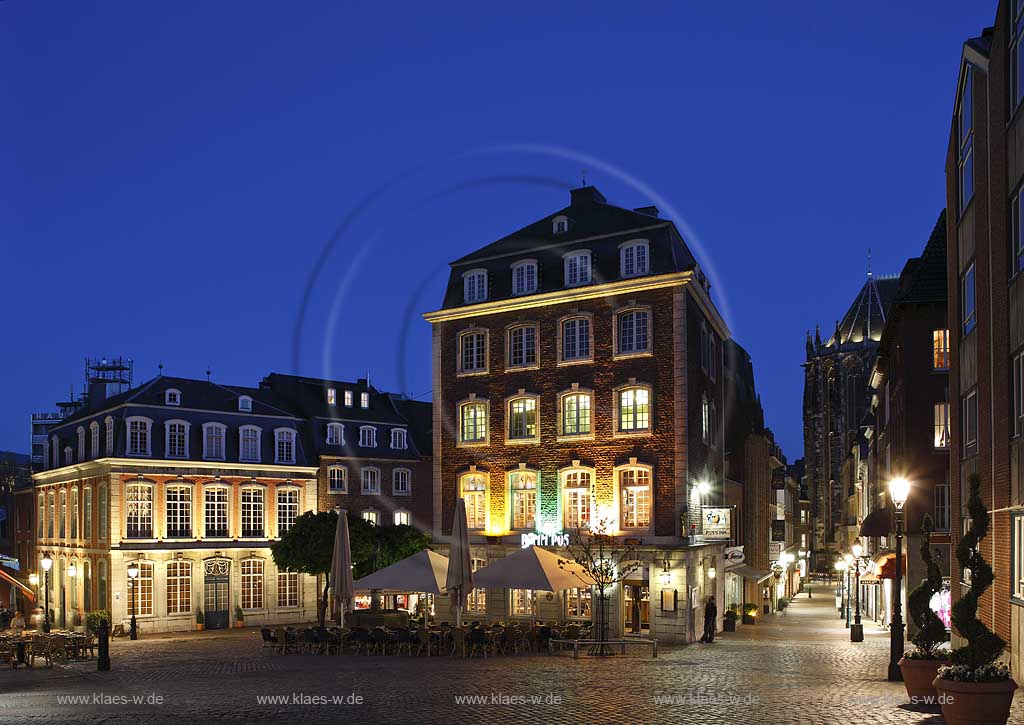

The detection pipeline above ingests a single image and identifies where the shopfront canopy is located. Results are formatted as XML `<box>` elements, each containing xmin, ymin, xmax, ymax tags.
<box><xmin>859</xmin><ymin>507</ymin><xmax>892</xmax><ymax>538</ymax></box>
<box><xmin>725</xmin><ymin>564</ymin><xmax>773</xmax><ymax>584</ymax></box>
<box><xmin>352</xmin><ymin>550</ymin><xmax>450</xmax><ymax>594</ymax></box>
<box><xmin>472</xmin><ymin>546</ymin><xmax>595</xmax><ymax>591</ymax></box>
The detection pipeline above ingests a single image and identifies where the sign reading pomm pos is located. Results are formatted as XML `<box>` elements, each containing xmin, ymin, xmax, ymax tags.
<box><xmin>520</xmin><ymin>531</ymin><xmax>571</xmax><ymax>548</ymax></box>
<box><xmin>702</xmin><ymin>508</ymin><xmax>731</xmax><ymax>540</ymax></box>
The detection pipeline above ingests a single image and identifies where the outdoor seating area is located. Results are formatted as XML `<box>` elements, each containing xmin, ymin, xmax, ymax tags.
<box><xmin>261</xmin><ymin>621</ymin><xmax>594</xmax><ymax>658</ymax></box>
<box><xmin>0</xmin><ymin>630</ymin><xmax>97</xmax><ymax>669</ymax></box>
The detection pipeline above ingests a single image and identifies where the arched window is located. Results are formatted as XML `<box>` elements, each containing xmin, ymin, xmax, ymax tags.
<box><xmin>618</xmin><ymin>464</ymin><xmax>653</xmax><ymax>530</ymax></box>
<box><xmin>506</xmin><ymin>392</ymin><xmax>539</xmax><ymax>443</ymax></box>
<box><xmin>238</xmin><ymin>395</ymin><xmax>253</xmax><ymax>412</ymax></box>
<box><xmin>166</xmin><ymin>483</ymin><xmax>192</xmax><ymax>538</ymax></box>
<box><xmin>63</xmin><ymin>447</ymin><xmax>73</xmax><ymax>467</ymax></box>
<box><xmin>89</xmin><ymin>422</ymin><xmax>100</xmax><ymax>458</ymax></box>
<box><xmin>562</xmin><ymin>468</ymin><xmax>593</xmax><ymax>529</ymax></box>
<box><xmin>559</xmin><ymin>315</ymin><xmax>592</xmax><ymax>363</ymax></box>
<box><xmin>563</xmin><ymin>250</ymin><xmax>591</xmax><ymax>287</ymax></box>
<box><xmin>458</xmin><ymin>398</ymin><xmax>488</xmax><ymax>445</ymax></box>
<box><xmin>507</xmin><ymin>324</ymin><xmax>538</xmax><ymax>369</ymax></box>
<box><xmin>274</xmin><ymin>428</ymin><xmax>295</xmax><ymax>464</ymax></box>
<box><xmin>510</xmin><ymin>469</ymin><xmax>537</xmax><ymax>530</ymax></box>
<box><xmin>98</xmin><ymin>483</ymin><xmax>108</xmax><ymax>540</ymax></box>
<box><xmin>165</xmin><ymin>420</ymin><xmax>190</xmax><ymax>458</ymax></box>
<box><xmin>104</xmin><ymin>417</ymin><xmax>114</xmax><ymax>455</ymax></box>
<box><xmin>392</xmin><ymin>468</ymin><xmax>411</xmax><ymax>495</ymax></box>
<box><xmin>328</xmin><ymin>465</ymin><xmax>347</xmax><ymax>493</ymax></box>
<box><xmin>393</xmin><ymin>510</ymin><xmax>411</xmax><ymax>526</ymax></box>
<box><xmin>559</xmin><ymin>387</ymin><xmax>593</xmax><ymax>438</ymax></box>
<box><xmin>165</xmin><ymin>388</ymin><xmax>182</xmax><ymax>406</ymax></box>
<box><xmin>241</xmin><ymin>486</ymin><xmax>265</xmax><ymax>538</ymax></box>
<box><xmin>83</xmin><ymin>486</ymin><xmax>92</xmax><ymax>540</ymax></box>
<box><xmin>202</xmin><ymin>422</ymin><xmax>226</xmax><ymax>460</ymax></box>
<box><xmin>458</xmin><ymin>329</ymin><xmax>488</xmax><ymax>374</ymax></box>
<box><xmin>511</xmin><ymin>259</ymin><xmax>539</xmax><ymax>295</ymax></box>
<box><xmin>125</xmin><ymin>481</ymin><xmax>154</xmax><ymax>538</ymax></box>
<box><xmin>326</xmin><ymin>423</ymin><xmax>344</xmax><ymax>446</ymax></box>
<box><xmin>77</xmin><ymin>427</ymin><xmax>85</xmax><ymax>461</ymax></box>
<box><xmin>47</xmin><ymin>491</ymin><xmax>55</xmax><ymax>538</ymax></box>
<box><xmin>204</xmin><ymin>485</ymin><xmax>230</xmax><ymax>538</ymax></box>
<box><xmin>552</xmin><ymin>215</ymin><xmax>569</xmax><ymax>235</ymax></box>
<box><xmin>463</xmin><ymin>268</ymin><xmax>488</xmax><ymax>303</ymax></box>
<box><xmin>616</xmin><ymin>383</ymin><xmax>652</xmax><ymax>434</ymax></box>
<box><xmin>240</xmin><ymin>425</ymin><xmax>262</xmax><ymax>463</ymax></box>
<box><xmin>460</xmin><ymin>472</ymin><xmax>487</xmax><ymax>530</ymax></box>
<box><xmin>126</xmin><ymin>417</ymin><xmax>153</xmax><ymax>456</ymax></box>
<box><xmin>361</xmin><ymin>467</ymin><xmax>381</xmax><ymax>494</ymax></box>
<box><xmin>276</xmin><ymin>487</ymin><xmax>299</xmax><ymax>536</ymax></box>
<box><xmin>358</xmin><ymin>425</ymin><xmax>377</xmax><ymax>448</ymax></box>
<box><xmin>37</xmin><ymin>495</ymin><xmax>45</xmax><ymax>541</ymax></box>
<box><xmin>615</xmin><ymin>307</ymin><xmax>652</xmax><ymax>356</ymax></box>
<box><xmin>58</xmin><ymin>489</ymin><xmax>67</xmax><ymax>539</ymax></box>
<box><xmin>70</xmin><ymin>487</ymin><xmax>79</xmax><ymax>540</ymax></box>
<box><xmin>619</xmin><ymin>239</ymin><xmax>650</xmax><ymax>278</ymax></box>
<box><xmin>390</xmin><ymin>428</ymin><xmax>407</xmax><ymax>450</ymax></box>
<box><xmin>166</xmin><ymin>560</ymin><xmax>192</xmax><ymax>615</ymax></box>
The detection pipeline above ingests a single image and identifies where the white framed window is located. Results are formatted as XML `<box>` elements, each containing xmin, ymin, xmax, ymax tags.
<box><xmin>391</xmin><ymin>428</ymin><xmax>407</xmax><ymax>449</ymax></box>
<box><xmin>460</xmin><ymin>472</ymin><xmax>487</xmax><ymax>529</ymax></box>
<box><xmin>934</xmin><ymin>403</ymin><xmax>951</xmax><ymax>449</ymax></box>
<box><xmin>104</xmin><ymin>417</ymin><xmax>114</xmax><ymax>455</ymax></box>
<box><xmin>344</xmin><ymin>390</ymin><xmax>353</xmax><ymax>407</ymax></box>
<box><xmin>564</xmin><ymin>250</ymin><xmax>591</xmax><ymax>287</ymax></box>
<box><xmin>77</xmin><ymin>427</ymin><xmax>85</xmax><ymax>461</ymax></box>
<box><xmin>1013</xmin><ymin>515</ymin><xmax>1024</xmax><ymax>601</ymax></box>
<box><xmin>327</xmin><ymin>387</ymin><xmax>337</xmax><ymax>406</ymax></box>
<box><xmin>241</xmin><ymin>486</ymin><xmax>265</xmax><ymax>538</ymax></box>
<box><xmin>617</xmin><ymin>385</ymin><xmax>652</xmax><ymax>433</ymax></box>
<box><xmin>458</xmin><ymin>330</ymin><xmax>488</xmax><ymax>374</ymax></box>
<box><xmin>510</xmin><ymin>469</ymin><xmax>537</xmax><ymax>530</ymax></box>
<box><xmin>933</xmin><ymin>329</ymin><xmax>950</xmax><ymax>370</ymax></box>
<box><xmin>99</xmin><ymin>483</ymin><xmax>107</xmax><ymax>540</ymax></box>
<box><xmin>962</xmin><ymin>263</ymin><xmax>977</xmax><ymax>335</ymax></box>
<box><xmin>328</xmin><ymin>465</ymin><xmax>347</xmax><ymax>493</ymax></box>
<box><xmin>560</xmin><ymin>389</ymin><xmax>592</xmax><ymax>437</ymax></box>
<box><xmin>165</xmin><ymin>420</ymin><xmax>190</xmax><ymax>458</ymax></box>
<box><xmin>165</xmin><ymin>388</ymin><xmax>181</xmax><ymax>406</ymax></box>
<box><xmin>619</xmin><ymin>465</ymin><xmax>652</xmax><ymax>529</ymax></box>
<box><xmin>393</xmin><ymin>468</ymin><xmax>411</xmax><ymax>495</ymax></box>
<box><xmin>1015</xmin><ymin>350</ymin><xmax>1024</xmax><ymax>437</ymax></box>
<box><xmin>620</xmin><ymin>239</ymin><xmax>649</xmax><ymax>277</ymax></box>
<box><xmin>361</xmin><ymin>467</ymin><xmax>381</xmax><ymax>494</ymax></box>
<box><xmin>165</xmin><ymin>484</ymin><xmax>192</xmax><ymax>538</ymax></box>
<box><xmin>326</xmin><ymin>423</ymin><xmax>344</xmax><ymax>446</ymax></box>
<box><xmin>552</xmin><ymin>215</ymin><xmax>569</xmax><ymax>235</ymax></box>
<box><xmin>83</xmin><ymin>486</ymin><xmax>92</xmax><ymax>540</ymax></box>
<box><xmin>511</xmin><ymin>259</ymin><xmax>539</xmax><ymax>295</ymax></box>
<box><xmin>37</xmin><ymin>494</ymin><xmax>44</xmax><ymax>541</ymax></box>
<box><xmin>240</xmin><ymin>425</ymin><xmax>261</xmax><ymax>462</ymax></box>
<box><xmin>507</xmin><ymin>394</ymin><xmax>539</xmax><ymax>442</ymax></box>
<box><xmin>238</xmin><ymin>395</ymin><xmax>253</xmax><ymax>412</ymax></box>
<box><xmin>203</xmin><ymin>422</ymin><xmax>226</xmax><ymax>460</ymax></box>
<box><xmin>963</xmin><ymin>390</ymin><xmax>978</xmax><ymax>453</ymax></box>
<box><xmin>562</xmin><ymin>468</ymin><xmax>593</xmax><ymax>530</ymax></box>
<box><xmin>468</xmin><ymin>558</ymin><xmax>487</xmax><ymax>611</ymax></box>
<box><xmin>362</xmin><ymin>509</ymin><xmax>379</xmax><ymax>526</ymax></box>
<box><xmin>204</xmin><ymin>486</ymin><xmax>229</xmax><ymax>538</ymax></box>
<box><xmin>458</xmin><ymin>398</ymin><xmax>488</xmax><ymax>444</ymax></box>
<box><xmin>463</xmin><ymin>268</ymin><xmax>488</xmax><ymax>303</ymax></box>
<box><xmin>70</xmin><ymin>487</ymin><xmax>79</xmax><ymax>539</ymax></box>
<box><xmin>274</xmin><ymin>428</ymin><xmax>296</xmax><ymax>464</ymax></box>
<box><xmin>393</xmin><ymin>510</ymin><xmax>411</xmax><ymax>526</ymax></box>
<box><xmin>89</xmin><ymin>422</ymin><xmax>100</xmax><ymax>458</ymax></box>
<box><xmin>47</xmin><ymin>491</ymin><xmax>54</xmax><ymax>538</ymax></box>
<box><xmin>566</xmin><ymin>587</ymin><xmax>592</xmax><ymax>619</ymax></box>
<box><xmin>126</xmin><ymin>417</ymin><xmax>152</xmax><ymax>456</ymax></box>
<box><xmin>125</xmin><ymin>482</ymin><xmax>154</xmax><ymax>538</ymax></box>
<box><xmin>507</xmin><ymin>324</ymin><xmax>538</xmax><ymax>368</ymax></box>
<box><xmin>958</xmin><ymin>65</ymin><xmax>974</xmax><ymax>216</ymax></box>
<box><xmin>166</xmin><ymin>560</ymin><xmax>192</xmax><ymax>616</ymax></box>
<box><xmin>560</xmin><ymin>316</ymin><xmax>591</xmax><ymax>362</ymax></box>
<box><xmin>511</xmin><ymin>588</ymin><xmax>533</xmax><ymax>616</ymax></box>
<box><xmin>615</xmin><ymin>308</ymin><xmax>651</xmax><ymax>355</ymax></box>
<box><xmin>359</xmin><ymin>425</ymin><xmax>377</xmax><ymax>448</ymax></box>
<box><xmin>135</xmin><ymin>561</ymin><xmax>154</xmax><ymax>616</ymax></box>
<box><xmin>278</xmin><ymin>570</ymin><xmax>299</xmax><ymax>608</ymax></box>
<box><xmin>241</xmin><ymin>559</ymin><xmax>264</xmax><ymax>610</ymax></box>
<box><xmin>277</xmin><ymin>488</ymin><xmax>299</xmax><ymax>536</ymax></box>
<box><xmin>360</xmin><ymin>392</ymin><xmax>370</xmax><ymax>409</ymax></box>
<box><xmin>64</xmin><ymin>447</ymin><xmax>73</xmax><ymax>466</ymax></box>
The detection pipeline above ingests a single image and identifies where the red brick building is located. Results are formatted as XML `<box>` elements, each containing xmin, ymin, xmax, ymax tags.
<box><xmin>424</xmin><ymin>186</ymin><xmax>729</xmax><ymax>643</ymax></box>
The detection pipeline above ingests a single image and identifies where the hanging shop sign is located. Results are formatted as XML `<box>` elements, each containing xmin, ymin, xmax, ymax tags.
<box><xmin>771</xmin><ymin>519</ymin><xmax>786</xmax><ymax>542</ymax></box>
<box><xmin>724</xmin><ymin>546</ymin><xmax>745</xmax><ymax>565</ymax></box>
<box><xmin>768</xmin><ymin>542</ymin><xmax>783</xmax><ymax>560</ymax></box>
<box><xmin>702</xmin><ymin>508</ymin><xmax>732</xmax><ymax>540</ymax></box>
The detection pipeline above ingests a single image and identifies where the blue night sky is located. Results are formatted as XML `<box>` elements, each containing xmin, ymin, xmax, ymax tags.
<box><xmin>0</xmin><ymin>1</ymin><xmax>994</xmax><ymax>458</ymax></box>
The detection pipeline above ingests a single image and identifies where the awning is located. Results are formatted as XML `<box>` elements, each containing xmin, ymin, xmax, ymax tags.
<box><xmin>859</xmin><ymin>507</ymin><xmax>892</xmax><ymax>537</ymax></box>
<box><xmin>473</xmin><ymin>546</ymin><xmax>595</xmax><ymax>591</ymax></box>
<box><xmin>0</xmin><ymin>567</ymin><xmax>35</xmax><ymax>602</ymax></box>
<box><xmin>352</xmin><ymin>550</ymin><xmax>450</xmax><ymax>594</ymax></box>
<box><xmin>725</xmin><ymin>564</ymin><xmax>774</xmax><ymax>583</ymax></box>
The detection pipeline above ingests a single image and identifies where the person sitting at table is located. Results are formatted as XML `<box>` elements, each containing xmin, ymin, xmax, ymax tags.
<box><xmin>9</xmin><ymin>611</ymin><xmax>26</xmax><ymax>634</ymax></box>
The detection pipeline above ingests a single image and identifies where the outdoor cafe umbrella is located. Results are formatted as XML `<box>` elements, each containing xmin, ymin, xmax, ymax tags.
<box><xmin>352</xmin><ymin>549</ymin><xmax>450</xmax><ymax>594</ymax></box>
<box><xmin>473</xmin><ymin>546</ymin><xmax>596</xmax><ymax>620</ymax></box>
<box><xmin>445</xmin><ymin>498</ymin><xmax>473</xmax><ymax>627</ymax></box>
<box><xmin>331</xmin><ymin>509</ymin><xmax>355</xmax><ymax>627</ymax></box>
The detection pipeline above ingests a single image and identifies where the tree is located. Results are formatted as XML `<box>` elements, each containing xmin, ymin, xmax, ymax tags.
<box><xmin>950</xmin><ymin>474</ymin><xmax>1006</xmax><ymax>672</ymax></box>
<box><xmin>907</xmin><ymin>514</ymin><xmax>946</xmax><ymax>659</ymax></box>
<box><xmin>560</xmin><ymin>517</ymin><xmax>642</xmax><ymax>655</ymax></box>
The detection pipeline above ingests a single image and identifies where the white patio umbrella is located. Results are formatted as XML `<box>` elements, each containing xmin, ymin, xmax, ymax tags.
<box><xmin>330</xmin><ymin>509</ymin><xmax>355</xmax><ymax>627</ymax></box>
<box><xmin>352</xmin><ymin>549</ymin><xmax>449</xmax><ymax>594</ymax></box>
<box><xmin>445</xmin><ymin>498</ymin><xmax>473</xmax><ymax>627</ymax></box>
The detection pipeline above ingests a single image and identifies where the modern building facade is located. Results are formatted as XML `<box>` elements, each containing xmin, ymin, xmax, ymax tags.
<box><xmin>945</xmin><ymin>0</ymin><xmax>1024</xmax><ymax>677</ymax></box>
<box><xmin>424</xmin><ymin>186</ymin><xmax>728</xmax><ymax>643</ymax></box>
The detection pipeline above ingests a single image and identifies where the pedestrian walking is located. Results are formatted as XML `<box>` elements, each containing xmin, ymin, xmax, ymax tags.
<box><xmin>699</xmin><ymin>595</ymin><xmax>717</xmax><ymax>643</ymax></box>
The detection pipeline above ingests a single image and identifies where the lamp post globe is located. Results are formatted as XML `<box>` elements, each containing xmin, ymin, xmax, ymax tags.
<box><xmin>40</xmin><ymin>553</ymin><xmax>52</xmax><ymax>633</ymax></box>
<box><xmin>886</xmin><ymin>477</ymin><xmax>911</xmax><ymax>681</ymax></box>
<box><xmin>851</xmin><ymin>541</ymin><xmax>863</xmax><ymax>559</ymax></box>
<box><xmin>127</xmin><ymin>562</ymin><xmax>140</xmax><ymax>641</ymax></box>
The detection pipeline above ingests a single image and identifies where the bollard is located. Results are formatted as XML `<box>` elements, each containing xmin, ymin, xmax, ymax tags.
<box><xmin>98</xmin><ymin>619</ymin><xmax>110</xmax><ymax>671</ymax></box>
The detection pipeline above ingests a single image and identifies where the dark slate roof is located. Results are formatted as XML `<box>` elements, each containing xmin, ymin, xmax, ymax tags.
<box><xmin>966</xmin><ymin>27</ymin><xmax>993</xmax><ymax>58</ymax></box>
<box><xmin>390</xmin><ymin>396</ymin><xmax>432</xmax><ymax>455</ymax></box>
<box><xmin>894</xmin><ymin>210</ymin><xmax>947</xmax><ymax>305</ymax></box>
<box><xmin>441</xmin><ymin>186</ymin><xmax>698</xmax><ymax>310</ymax></box>
<box><xmin>260</xmin><ymin>374</ymin><xmax>407</xmax><ymax>424</ymax></box>
<box><xmin>824</xmin><ymin>275</ymin><xmax>900</xmax><ymax>348</ymax></box>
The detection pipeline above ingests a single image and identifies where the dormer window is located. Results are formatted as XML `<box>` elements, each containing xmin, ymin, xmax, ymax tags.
<box><xmin>238</xmin><ymin>396</ymin><xmax>253</xmax><ymax>412</ymax></box>
<box><xmin>552</xmin><ymin>215</ymin><xmax>569</xmax><ymax>234</ymax></box>
<box><xmin>620</xmin><ymin>240</ymin><xmax>650</xmax><ymax>278</ymax></box>
<box><xmin>463</xmin><ymin>269</ymin><xmax>488</xmax><ymax>304</ymax></box>
<box><xmin>165</xmin><ymin>389</ymin><xmax>181</xmax><ymax>406</ymax></box>
<box><xmin>359</xmin><ymin>425</ymin><xmax>377</xmax><ymax>448</ymax></box>
<box><xmin>327</xmin><ymin>387</ymin><xmax>337</xmax><ymax>406</ymax></box>
<box><xmin>344</xmin><ymin>390</ymin><xmax>353</xmax><ymax>407</ymax></box>
<box><xmin>360</xmin><ymin>391</ymin><xmax>370</xmax><ymax>409</ymax></box>
<box><xmin>564</xmin><ymin>251</ymin><xmax>592</xmax><ymax>287</ymax></box>
<box><xmin>326</xmin><ymin>423</ymin><xmax>344</xmax><ymax>446</ymax></box>
<box><xmin>391</xmin><ymin>428</ymin><xmax>407</xmax><ymax>450</ymax></box>
<box><xmin>512</xmin><ymin>260</ymin><xmax>538</xmax><ymax>295</ymax></box>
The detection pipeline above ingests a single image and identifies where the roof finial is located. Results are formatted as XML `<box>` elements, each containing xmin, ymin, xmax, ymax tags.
<box><xmin>206</xmin><ymin>367</ymin><xmax>212</xmax><ymax>382</ymax></box>
<box><xmin>867</xmin><ymin>247</ymin><xmax>873</xmax><ymax>278</ymax></box>
<box><xmin>580</xmin><ymin>169</ymin><xmax>587</xmax><ymax>187</ymax></box>
<box><xmin>158</xmin><ymin>362</ymin><xmax>163</xmax><ymax>376</ymax></box>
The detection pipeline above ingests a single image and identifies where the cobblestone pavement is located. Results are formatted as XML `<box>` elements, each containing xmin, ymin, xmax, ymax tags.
<box><xmin>1</xmin><ymin>584</ymin><xmax>1020</xmax><ymax>724</ymax></box>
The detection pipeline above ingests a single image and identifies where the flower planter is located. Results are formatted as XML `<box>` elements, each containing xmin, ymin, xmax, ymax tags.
<box><xmin>932</xmin><ymin>677</ymin><xmax>1018</xmax><ymax>725</ymax></box>
<box><xmin>723</xmin><ymin>619</ymin><xmax>736</xmax><ymax>632</ymax></box>
<box><xmin>741</xmin><ymin>614</ymin><xmax>755</xmax><ymax>625</ymax></box>
<box><xmin>235</xmin><ymin>621</ymin><xmax>245</xmax><ymax>629</ymax></box>
<box><xmin>195</xmin><ymin>623</ymin><xmax>205</xmax><ymax>631</ymax></box>
<box><xmin>898</xmin><ymin>657</ymin><xmax>944</xmax><ymax>702</ymax></box>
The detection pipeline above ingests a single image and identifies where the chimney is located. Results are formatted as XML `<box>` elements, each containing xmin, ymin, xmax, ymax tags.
<box><xmin>570</xmin><ymin>186</ymin><xmax>606</xmax><ymax>207</ymax></box>
<box><xmin>634</xmin><ymin>205</ymin><xmax>659</xmax><ymax>217</ymax></box>
<box><xmin>87</xmin><ymin>380</ymin><xmax>107</xmax><ymax>410</ymax></box>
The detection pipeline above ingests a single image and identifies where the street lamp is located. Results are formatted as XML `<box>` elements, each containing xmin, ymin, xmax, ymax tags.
<box><xmin>834</xmin><ymin>560</ymin><xmax>847</xmax><ymax>617</ymax></box>
<box><xmin>127</xmin><ymin>561</ymin><xmax>140</xmax><ymax>641</ymax></box>
<box><xmin>843</xmin><ymin>553</ymin><xmax>853</xmax><ymax>628</ymax></box>
<box><xmin>40</xmin><ymin>553</ymin><xmax>52</xmax><ymax>633</ymax></box>
<box><xmin>850</xmin><ymin>541</ymin><xmax>864</xmax><ymax>643</ymax></box>
<box><xmin>887</xmin><ymin>477</ymin><xmax>910</xmax><ymax>682</ymax></box>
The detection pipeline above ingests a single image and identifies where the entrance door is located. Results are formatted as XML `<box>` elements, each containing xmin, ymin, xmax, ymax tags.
<box><xmin>203</xmin><ymin>560</ymin><xmax>230</xmax><ymax>630</ymax></box>
<box><xmin>623</xmin><ymin>567</ymin><xmax>650</xmax><ymax>635</ymax></box>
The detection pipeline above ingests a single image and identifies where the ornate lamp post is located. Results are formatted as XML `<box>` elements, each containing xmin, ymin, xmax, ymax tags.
<box><xmin>850</xmin><ymin>541</ymin><xmax>864</xmax><ymax>642</ymax></box>
<box><xmin>834</xmin><ymin>560</ymin><xmax>847</xmax><ymax>616</ymax></box>
<box><xmin>887</xmin><ymin>477</ymin><xmax>910</xmax><ymax>681</ymax></box>
<box><xmin>843</xmin><ymin>553</ymin><xmax>854</xmax><ymax>628</ymax></box>
<box><xmin>40</xmin><ymin>554</ymin><xmax>53</xmax><ymax>633</ymax></box>
<box><xmin>67</xmin><ymin>561</ymin><xmax>77</xmax><ymax>629</ymax></box>
<box><xmin>127</xmin><ymin>561</ymin><xmax>139</xmax><ymax>641</ymax></box>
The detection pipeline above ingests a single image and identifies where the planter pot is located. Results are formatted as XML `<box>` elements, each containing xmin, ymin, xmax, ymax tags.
<box><xmin>742</xmin><ymin>614</ymin><xmax>756</xmax><ymax>625</ymax></box>
<box><xmin>235</xmin><ymin>621</ymin><xmax>245</xmax><ymax>629</ymax></box>
<box><xmin>898</xmin><ymin>657</ymin><xmax>944</xmax><ymax>702</ymax></box>
<box><xmin>932</xmin><ymin>676</ymin><xmax>1018</xmax><ymax>725</ymax></box>
<box><xmin>723</xmin><ymin>619</ymin><xmax>736</xmax><ymax>632</ymax></box>
<box><xmin>195</xmin><ymin>623</ymin><xmax>204</xmax><ymax>631</ymax></box>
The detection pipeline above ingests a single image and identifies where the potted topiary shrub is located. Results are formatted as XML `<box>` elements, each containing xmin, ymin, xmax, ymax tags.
<box><xmin>898</xmin><ymin>515</ymin><xmax>949</xmax><ymax>702</ymax></box>
<box><xmin>933</xmin><ymin>475</ymin><xmax>1017</xmax><ymax>725</ymax></box>
<box><xmin>777</xmin><ymin>597</ymin><xmax>789</xmax><ymax>614</ymax></box>
<box><xmin>723</xmin><ymin>606</ymin><xmax>738</xmax><ymax>632</ymax></box>
<box><xmin>86</xmin><ymin>610</ymin><xmax>111</xmax><ymax>635</ymax></box>
<box><xmin>195</xmin><ymin>608</ymin><xmax>205</xmax><ymax>631</ymax></box>
<box><xmin>742</xmin><ymin>603</ymin><xmax>757</xmax><ymax>625</ymax></box>
<box><xmin>235</xmin><ymin>605</ymin><xmax>245</xmax><ymax>629</ymax></box>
